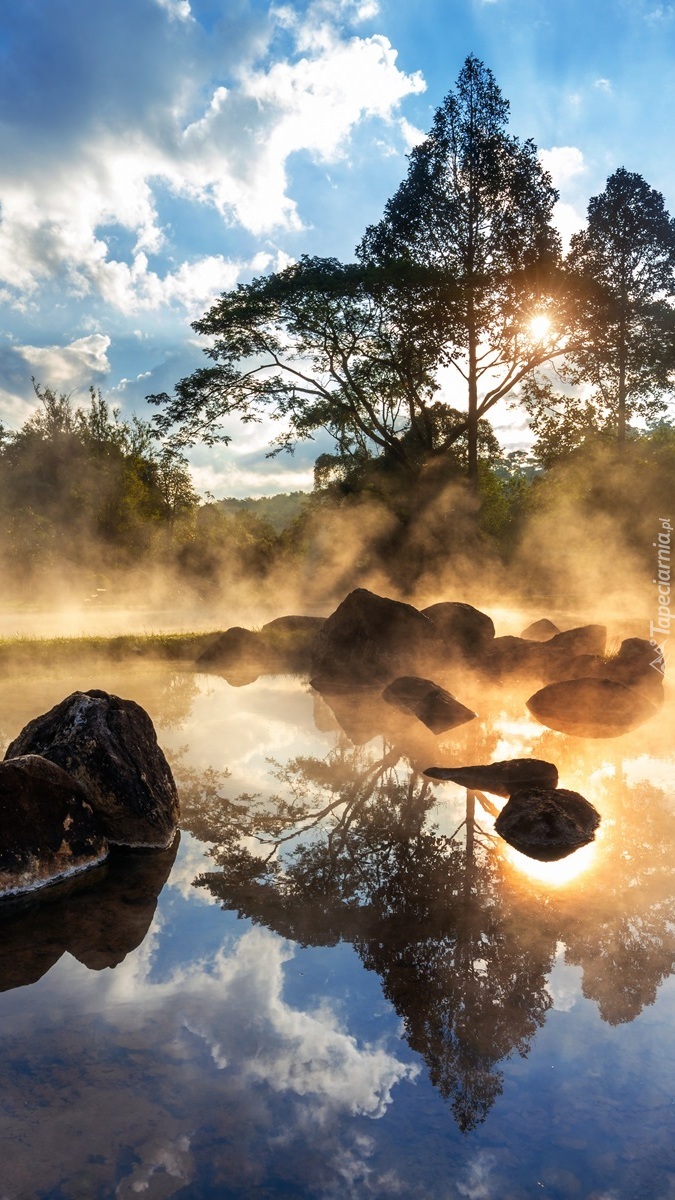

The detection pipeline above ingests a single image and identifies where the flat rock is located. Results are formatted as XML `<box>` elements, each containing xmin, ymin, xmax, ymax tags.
<box><xmin>421</xmin><ymin>602</ymin><xmax>495</xmax><ymax>661</ymax></box>
<box><xmin>555</xmin><ymin>641</ymin><xmax>665</xmax><ymax>704</ymax></box>
<box><xmin>310</xmin><ymin>588</ymin><xmax>440</xmax><ymax>687</ymax></box>
<box><xmin>423</xmin><ymin>758</ymin><xmax>558</xmax><ymax>797</ymax></box>
<box><xmin>382</xmin><ymin>676</ymin><xmax>477</xmax><ymax>734</ymax></box>
<box><xmin>5</xmin><ymin>690</ymin><xmax>179</xmax><ymax>848</ymax></box>
<box><xmin>526</xmin><ymin>677</ymin><xmax>659</xmax><ymax>737</ymax></box>
<box><xmin>520</xmin><ymin>618</ymin><xmax>561</xmax><ymax>641</ymax></box>
<box><xmin>0</xmin><ymin>754</ymin><xmax>107</xmax><ymax>898</ymax></box>
<box><xmin>495</xmin><ymin>787</ymin><xmax>600</xmax><ymax>861</ymax></box>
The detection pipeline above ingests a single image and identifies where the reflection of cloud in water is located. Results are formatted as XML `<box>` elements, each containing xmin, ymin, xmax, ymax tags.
<box><xmin>0</xmin><ymin>927</ymin><xmax>418</xmax><ymax>1198</ymax></box>
<box><xmin>546</xmin><ymin>942</ymin><xmax>584</xmax><ymax>1013</ymax></box>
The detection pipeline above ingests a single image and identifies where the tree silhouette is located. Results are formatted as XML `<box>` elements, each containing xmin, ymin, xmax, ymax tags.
<box><xmin>359</xmin><ymin>55</ymin><xmax>564</xmax><ymax>483</ymax></box>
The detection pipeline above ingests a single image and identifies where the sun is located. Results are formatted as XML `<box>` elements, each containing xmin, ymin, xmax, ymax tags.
<box><xmin>528</xmin><ymin>314</ymin><xmax>552</xmax><ymax>341</ymax></box>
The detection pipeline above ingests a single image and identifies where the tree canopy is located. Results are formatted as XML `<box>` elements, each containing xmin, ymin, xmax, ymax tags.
<box><xmin>150</xmin><ymin>57</ymin><xmax>573</xmax><ymax>487</ymax></box>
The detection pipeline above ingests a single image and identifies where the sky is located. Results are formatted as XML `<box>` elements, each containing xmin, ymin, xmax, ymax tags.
<box><xmin>0</xmin><ymin>0</ymin><xmax>674</xmax><ymax>497</ymax></box>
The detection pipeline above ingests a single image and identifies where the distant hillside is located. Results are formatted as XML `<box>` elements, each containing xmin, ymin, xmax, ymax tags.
<box><xmin>216</xmin><ymin>491</ymin><xmax>311</xmax><ymax>532</ymax></box>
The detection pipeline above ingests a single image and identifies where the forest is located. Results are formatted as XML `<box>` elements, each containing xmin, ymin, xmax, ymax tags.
<box><xmin>3</xmin><ymin>56</ymin><xmax>675</xmax><ymax>613</ymax></box>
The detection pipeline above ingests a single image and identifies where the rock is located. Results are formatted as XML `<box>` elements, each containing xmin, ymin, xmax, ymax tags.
<box><xmin>197</xmin><ymin>627</ymin><xmax>281</xmax><ymax>683</ymax></box>
<box><xmin>382</xmin><ymin>676</ymin><xmax>477</xmax><ymax>735</ymax></box>
<box><xmin>520</xmin><ymin>618</ymin><xmax>561</xmax><ymax>641</ymax></box>
<box><xmin>547</xmin><ymin>624</ymin><xmax>607</xmax><ymax>661</ymax></box>
<box><xmin>495</xmin><ymin>787</ymin><xmax>600</xmax><ymax>861</ymax></box>
<box><xmin>421</xmin><ymin>602</ymin><xmax>495</xmax><ymax>661</ymax></box>
<box><xmin>480</xmin><ymin>635</ymin><xmax>550</xmax><ymax>680</ymax></box>
<box><xmin>0</xmin><ymin>755</ymin><xmax>107</xmax><ymax>898</ymax></box>
<box><xmin>424</xmin><ymin>758</ymin><xmax>558</xmax><ymax>797</ymax></box>
<box><xmin>310</xmin><ymin>588</ymin><xmax>440</xmax><ymax>688</ymax></box>
<box><xmin>555</xmin><ymin>641</ymin><xmax>665</xmax><ymax>703</ymax></box>
<box><xmin>260</xmin><ymin>615</ymin><xmax>326</xmax><ymax>669</ymax></box>
<box><xmin>5</xmin><ymin>690</ymin><xmax>179</xmax><ymax>848</ymax></box>
<box><xmin>526</xmin><ymin>677</ymin><xmax>659</xmax><ymax>737</ymax></box>
<box><xmin>481</xmin><ymin>625</ymin><xmax>607</xmax><ymax>683</ymax></box>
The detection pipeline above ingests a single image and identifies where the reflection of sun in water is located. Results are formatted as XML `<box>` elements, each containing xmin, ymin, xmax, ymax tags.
<box><xmin>503</xmin><ymin>837</ymin><xmax>599</xmax><ymax>887</ymax></box>
<box><xmin>528</xmin><ymin>314</ymin><xmax>552</xmax><ymax>340</ymax></box>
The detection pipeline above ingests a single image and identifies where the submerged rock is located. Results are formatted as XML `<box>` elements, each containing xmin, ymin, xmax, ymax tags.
<box><xmin>526</xmin><ymin>677</ymin><xmax>659</xmax><ymax>737</ymax></box>
<box><xmin>0</xmin><ymin>755</ymin><xmax>107</xmax><ymax>898</ymax></box>
<box><xmin>311</xmin><ymin>588</ymin><xmax>440</xmax><ymax>688</ymax></box>
<box><xmin>382</xmin><ymin>676</ymin><xmax>477</xmax><ymax>735</ymax></box>
<box><xmin>520</xmin><ymin>618</ymin><xmax>561</xmax><ymax>641</ymax></box>
<box><xmin>495</xmin><ymin>787</ymin><xmax>600</xmax><ymax>861</ymax></box>
<box><xmin>421</xmin><ymin>601</ymin><xmax>495</xmax><ymax>661</ymax></box>
<box><xmin>5</xmin><ymin>690</ymin><xmax>179</xmax><ymax>848</ymax></box>
<box><xmin>424</xmin><ymin>758</ymin><xmax>558</xmax><ymax>797</ymax></box>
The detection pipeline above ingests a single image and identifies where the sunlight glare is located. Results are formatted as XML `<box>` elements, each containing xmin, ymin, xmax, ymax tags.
<box><xmin>528</xmin><ymin>314</ymin><xmax>552</xmax><ymax>341</ymax></box>
<box><xmin>503</xmin><ymin>838</ymin><xmax>599</xmax><ymax>887</ymax></box>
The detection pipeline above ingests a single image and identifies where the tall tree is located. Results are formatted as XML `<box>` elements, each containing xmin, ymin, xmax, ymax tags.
<box><xmin>564</xmin><ymin>168</ymin><xmax>675</xmax><ymax>444</ymax></box>
<box><xmin>359</xmin><ymin>55</ymin><xmax>565</xmax><ymax>482</ymax></box>
<box><xmin>149</xmin><ymin>256</ymin><xmax>461</xmax><ymax>480</ymax></box>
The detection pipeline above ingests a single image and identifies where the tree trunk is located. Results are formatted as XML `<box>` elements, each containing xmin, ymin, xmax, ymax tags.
<box><xmin>618</xmin><ymin>304</ymin><xmax>627</xmax><ymax>446</ymax></box>
<box><xmin>467</xmin><ymin>314</ymin><xmax>479</xmax><ymax>485</ymax></box>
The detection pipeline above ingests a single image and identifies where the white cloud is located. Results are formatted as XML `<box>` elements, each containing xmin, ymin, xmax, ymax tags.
<box><xmin>539</xmin><ymin>145</ymin><xmax>586</xmax><ymax>188</ymax></box>
<box><xmin>0</xmin><ymin>2</ymin><xmax>425</xmax><ymax>312</ymax></box>
<box><xmin>539</xmin><ymin>147</ymin><xmax>587</xmax><ymax>251</ymax></box>
<box><xmin>594</xmin><ymin>77</ymin><xmax>613</xmax><ymax>94</ymax></box>
<box><xmin>16</xmin><ymin>334</ymin><xmax>111</xmax><ymax>390</ymax></box>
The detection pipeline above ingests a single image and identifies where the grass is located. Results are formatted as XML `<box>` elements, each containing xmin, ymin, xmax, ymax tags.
<box><xmin>0</xmin><ymin>630</ymin><xmax>223</xmax><ymax>667</ymax></box>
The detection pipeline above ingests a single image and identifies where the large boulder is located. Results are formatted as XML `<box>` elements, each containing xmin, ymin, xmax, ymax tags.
<box><xmin>421</xmin><ymin>602</ymin><xmax>495</xmax><ymax>661</ymax></box>
<box><xmin>424</xmin><ymin>758</ymin><xmax>558</xmax><ymax>797</ymax></box>
<box><xmin>382</xmin><ymin>676</ymin><xmax>477</xmax><ymax>735</ymax></box>
<box><xmin>526</xmin><ymin>677</ymin><xmax>659</xmax><ymax>737</ymax></box>
<box><xmin>0</xmin><ymin>754</ymin><xmax>107</xmax><ymax>898</ymax></box>
<box><xmin>5</xmin><ymin>690</ymin><xmax>179</xmax><ymax>848</ymax></box>
<box><xmin>495</xmin><ymin>787</ymin><xmax>600</xmax><ymax>861</ymax></box>
<box><xmin>310</xmin><ymin>588</ymin><xmax>440</xmax><ymax>688</ymax></box>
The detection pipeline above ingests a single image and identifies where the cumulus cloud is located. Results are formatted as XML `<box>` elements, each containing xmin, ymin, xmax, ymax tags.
<box><xmin>16</xmin><ymin>334</ymin><xmax>112</xmax><ymax>390</ymax></box>
<box><xmin>0</xmin><ymin>0</ymin><xmax>425</xmax><ymax>313</ymax></box>
<box><xmin>539</xmin><ymin>146</ymin><xmax>587</xmax><ymax>250</ymax></box>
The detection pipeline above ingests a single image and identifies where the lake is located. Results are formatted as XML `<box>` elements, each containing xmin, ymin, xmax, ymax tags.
<box><xmin>0</xmin><ymin>655</ymin><xmax>673</xmax><ymax>1199</ymax></box>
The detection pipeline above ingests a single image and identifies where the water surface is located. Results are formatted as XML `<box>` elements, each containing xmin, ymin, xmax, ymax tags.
<box><xmin>1</xmin><ymin>660</ymin><xmax>674</xmax><ymax>1199</ymax></box>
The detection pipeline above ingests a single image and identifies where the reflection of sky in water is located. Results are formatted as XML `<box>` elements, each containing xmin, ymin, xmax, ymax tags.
<box><xmin>0</xmin><ymin>665</ymin><xmax>674</xmax><ymax>1197</ymax></box>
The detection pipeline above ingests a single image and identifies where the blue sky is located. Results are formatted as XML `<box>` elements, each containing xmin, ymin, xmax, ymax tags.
<box><xmin>0</xmin><ymin>0</ymin><xmax>674</xmax><ymax>496</ymax></box>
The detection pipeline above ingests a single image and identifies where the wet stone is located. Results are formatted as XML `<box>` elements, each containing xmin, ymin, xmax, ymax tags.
<box><xmin>0</xmin><ymin>754</ymin><xmax>108</xmax><ymax>898</ymax></box>
<box><xmin>526</xmin><ymin>677</ymin><xmax>660</xmax><ymax>737</ymax></box>
<box><xmin>382</xmin><ymin>676</ymin><xmax>477</xmax><ymax>735</ymax></box>
<box><xmin>423</xmin><ymin>758</ymin><xmax>559</xmax><ymax>797</ymax></box>
<box><xmin>495</xmin><ymin>786</ymin><xmax>600</xmax><ymax>861</ymax></box>
<box><xmin>5</xmin><ymin>690</ymin><xmax>179</xmax><ymax>848</ymax></box>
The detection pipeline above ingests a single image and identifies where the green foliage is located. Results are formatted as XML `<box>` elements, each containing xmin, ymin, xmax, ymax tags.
<box><xmin>149</xmin><ymin>255</ymin><xmax>458</xmax><ymax>476</ymax></box>
<box><xmin>0</xmin><ymin>382</ymin><xmax>199</xmax><ymax>592</ymax></box>
<box><xmin>565</xmin><ymin>168</ymin><xmax>675</xmax><ymax>441</ymax></box>
<box><xmin>359</xmin><ymin>54</ymin><xmax>565</xmax><ymax>480</ymax></box>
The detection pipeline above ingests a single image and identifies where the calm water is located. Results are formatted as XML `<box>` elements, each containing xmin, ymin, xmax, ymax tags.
<box><xmin>0</xmin><ymin>658</ymin><xmax>674</xmax><ymax>1199</ymax></box>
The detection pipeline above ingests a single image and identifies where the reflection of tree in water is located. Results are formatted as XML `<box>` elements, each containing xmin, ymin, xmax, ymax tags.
<box><xmin>553</xmin><ymin>774</ymin><xmax>675</xmax><ymax>1026</ymax></box>
<box><xmin>182</xmin><ymin>743</ymin><xmax>555</xmax><ymax>1131</ymax></box>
